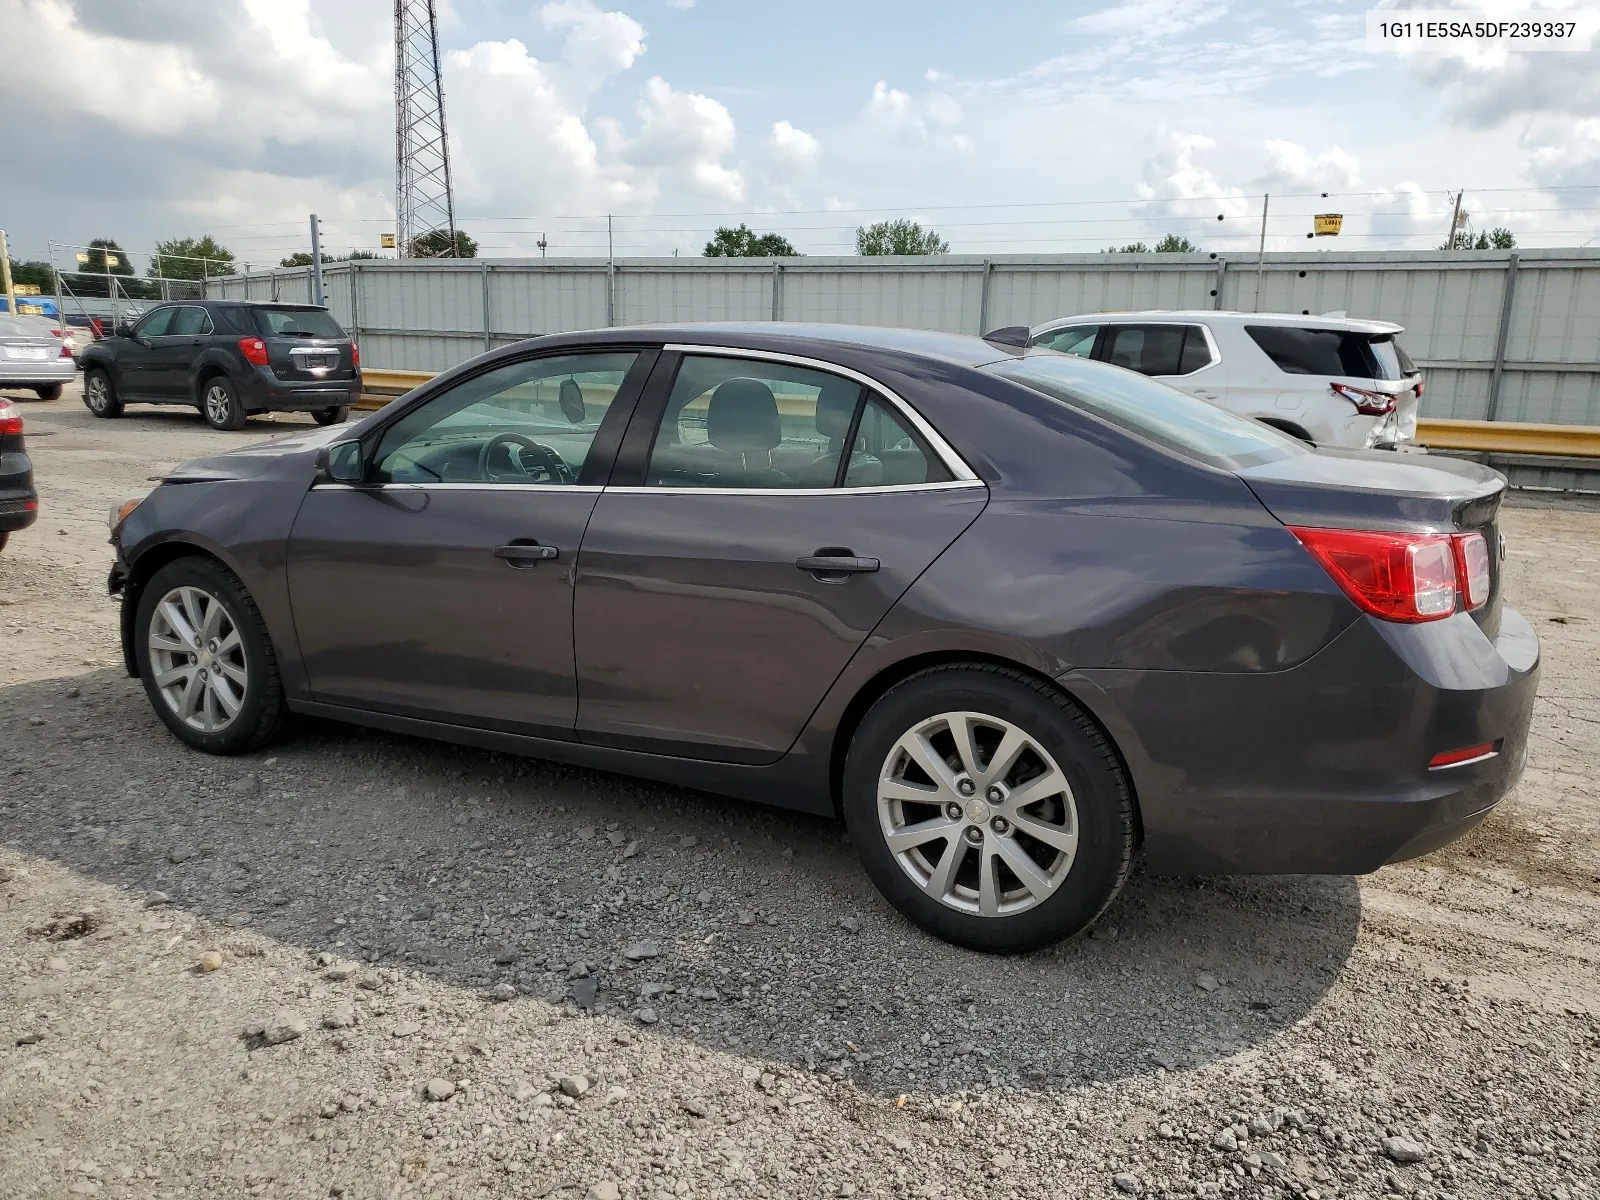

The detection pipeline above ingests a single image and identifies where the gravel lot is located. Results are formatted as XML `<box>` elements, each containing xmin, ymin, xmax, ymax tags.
<box><xmin>2</xmin><ymin>380</ymin><xmax>1598</xmax><ymax>1200</ymax></box>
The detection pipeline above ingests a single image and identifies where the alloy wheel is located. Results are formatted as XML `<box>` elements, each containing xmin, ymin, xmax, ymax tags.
<box><xmin>86</xmin><ymin>374</ymin><xmax>109</xmax><ymax>413</ymax></box>
<box><xmin>147</xmin><ymin>585</ymin><xmax>248</xmax><ymax>732</ymax></box>
<box><xmin>205</xmin><ymin>384</ymin><xmax>232</xmax><ymax>427</ymax></box>
<box><xmin>876</xmin><ymin>711</ymin><xmax>1079</xmax><ymax>917</ymax></box>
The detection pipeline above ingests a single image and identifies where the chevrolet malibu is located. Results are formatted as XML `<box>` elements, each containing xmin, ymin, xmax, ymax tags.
<box><xmin>106</xmin><ymin>324</ymin><xmax>1539</xmax><ymax>952</ymax></box>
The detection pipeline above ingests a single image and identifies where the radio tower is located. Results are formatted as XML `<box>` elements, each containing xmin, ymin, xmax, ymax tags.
<box><xmin>394</xmin><ymin>0</ymin><xmax>458</xmax><ymax>258</ymax></box>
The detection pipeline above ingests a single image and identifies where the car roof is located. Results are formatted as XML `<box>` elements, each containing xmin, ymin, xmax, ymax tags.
<box><xmin>1032</xmin><ymin>310</ymin><xmax>1404</xmax><ymax>335</ymax></box>
<box><xmin>556</xmin><ymin>322</ymin><xmax>1019</xmax><ymax>368</ymax></box>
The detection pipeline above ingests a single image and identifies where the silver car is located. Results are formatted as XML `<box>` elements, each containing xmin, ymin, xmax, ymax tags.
<box><xmin>0</xmin><ymin>314</ymin><xmax>77</xmax><ymax>399</ymax></box>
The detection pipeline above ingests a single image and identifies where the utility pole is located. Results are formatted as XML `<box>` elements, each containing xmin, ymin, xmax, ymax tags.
<box><xmin>310</xmin><ymin>214</ymin><xmax>326</xmax><ymax>307</ymax></box>
<box><xmin>1446</xmin><ymin>189</ymin><xmax>1464</xmax><ymax>251</ymax></box>
<box><xmin>50</xmin><ymin>241</ymin><xmax>64</xmax><ymax>326</ymax></box>
<box><xmin>537</xmin><ymin>233</ymin><xmax>547</xmax><ymax>259</ymax></box>
<box><xmin>0</xmin><ymin>229</ymin><xmax>16</xmax><ymax>318</ymax></box>
<box><xmin>1253</xmin><ymin>193</ymin><xmax>1269</xmax><ymax>312</ymax></box>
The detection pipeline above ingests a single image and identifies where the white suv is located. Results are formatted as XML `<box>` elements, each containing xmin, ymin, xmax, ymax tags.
<box><xmin>1028</xmin><ymin>311</ymin><xmax>1423</xmax><ymax>450</ymax></box>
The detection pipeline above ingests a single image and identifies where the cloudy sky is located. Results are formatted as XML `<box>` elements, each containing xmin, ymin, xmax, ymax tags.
<box><xmin>2</xmin><ymin>0</ymin><xmax>1598</xmax><ymax>271</ymax></box>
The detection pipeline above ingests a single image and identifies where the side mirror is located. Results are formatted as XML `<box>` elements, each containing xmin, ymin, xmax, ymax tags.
<box><xmin>115</xmin><ymin>321</ymin><xmax>135</xmax><ymax>339</ymax></box>
<box><xmin>315</xmin><ymin>440</ymin><xmax>365</xmax><ymax>485</ymax></box>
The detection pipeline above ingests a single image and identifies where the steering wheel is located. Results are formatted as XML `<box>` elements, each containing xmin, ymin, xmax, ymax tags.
<box><xmin>476</xmin><ymin>432</ymin><xmax>574</xmax><ymax>484</ymax></box>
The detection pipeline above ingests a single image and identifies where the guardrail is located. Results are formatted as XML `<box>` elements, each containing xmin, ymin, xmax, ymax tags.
<box><xmin>356</xmin><ymin>366</ymin><xmax>1600</xmax><ymax>461</ymax></box>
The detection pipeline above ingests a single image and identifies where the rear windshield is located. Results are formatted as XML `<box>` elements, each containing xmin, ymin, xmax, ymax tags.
<box><xmin>0</xmin><ymin>315</ymin><xmax>52</xmax><ymax>338</ymax></box>
<box><xmin>1245</xmin><ymin>325</ymin><xmax>1413</xmax><ymax>381</ymax></box>
<box><xmin>256</xmin><ymin>307</ymin><xmax>347</xmax><ymax>338</ymax></box>
<box><xmin>987</xmin><ymin>353</ymin><xmax>1305</xmax><ymax>470</ymax></box>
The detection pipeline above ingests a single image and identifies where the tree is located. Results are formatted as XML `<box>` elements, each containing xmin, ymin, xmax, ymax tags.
<box><xmin>6</xmin><ymin>260</ymin><xmax>58</xmax><ymax>291</ymax></box>
<box><xmin>856</xmin><ymin>219</ymin><xmax>949</xmax><ymax>255</ymax></box>
<box><xmin>702</xmin><ymin>224</ymin><xmax>799</xmax><ymax>257</ymax></box>
<box><xmin>1154</xmin><ymin>234</ymin><xmax>1198</xmax><ymax>252</ymax></box>
<box><xmin>346</xmin><ymin>250</ymin><xmax>380</xmax><ymax>260</ymax></box>
<box><xmin>278</xmin><ymin>251</ymin><xmax>336</xmax><ymax>268</ymax></box>
<box><xmin>405</xmin><ymin>228</ymin><xmax>477</xmax><ymax>258</ymax></box>
<box><xmin>1441</xmin><ymin>227</ymin><xmax>1516</xmax><ymax>251</ymax></box>
<box><xmin>1105</xmin><ymin>242</ymin><xmax>1150</xmax><ymax>253</ymax></box>
<box><xmin>149</xmin><ymin>235</ymin><xmax>235</xmax><ymax>281</ymax></box>
<box><xmin>64</xmin><ymin>238</ymin><xmax>153</xmax><ymax>298</ymax></box>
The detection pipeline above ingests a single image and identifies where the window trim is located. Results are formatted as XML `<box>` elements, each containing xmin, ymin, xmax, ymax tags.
<box><xmin>654</xmin><ymin>343</ymin><xmax>979</xmax><ymax>486</ymax></box>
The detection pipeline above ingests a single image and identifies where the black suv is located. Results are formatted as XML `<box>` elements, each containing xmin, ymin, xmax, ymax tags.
<box><xmin>79</xmin><ymin>301</ymin><xmax>362</xmax><ymax>430</ymax></box>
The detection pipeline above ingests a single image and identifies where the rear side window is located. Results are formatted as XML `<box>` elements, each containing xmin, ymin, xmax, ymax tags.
<box><xmin>1102</xmin><ymin>324</ymin><xmax>1213</xmax><ymax>376</ymax></box>
<box><xmin>212</xmin><ymin>307</ymin><xmax>256</xmax><ymax>335</ymax></box>
<box><xmin>1246</xmin><ymin>325</ymin><xmax>1405</xmax><ymax>381</ymax></box>
<box><xmin>258</xmin><ymin>307</ymin><xmax>347</xmax><ymax>338</ymax></box>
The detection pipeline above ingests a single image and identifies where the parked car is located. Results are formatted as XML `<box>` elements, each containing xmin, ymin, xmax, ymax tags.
<box><xmin>106</xmin><ymin>324</ymin><xmax>1537</xmax><ymax>952</ymax></box>
<box><xmin>78</xmin><ymin>301</ymin><xmax>361</xmax><ymax>430</ymax></box>
<box><xmin>0</xmin><ymin>314</ymin><xmax>77</xmax><ymax>400</ymax></box>
<box><xmin>16</xmin><ymin>314</ymin><xmax>87</xmax><ymax>365</ymax></box>
<box><xmin>1029</xmin><ymin>311</ymin><xmax>1423</xmax><ymax>450</ymax></box>
<box><xmin>0</xmin><ymin>397</ymin><xmax>38</xmax><ymax>553</ymax></box>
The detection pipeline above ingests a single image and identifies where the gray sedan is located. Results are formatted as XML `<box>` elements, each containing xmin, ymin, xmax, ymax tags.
<box><xmin>0</xmin><ymin>314</ymin><xmax>76</xmax><ymax>399</ymax></box>
<box><xmin>105</xmin><ymin>324</ymin><xmax>1539</xmax><ymax>952</ymax></box>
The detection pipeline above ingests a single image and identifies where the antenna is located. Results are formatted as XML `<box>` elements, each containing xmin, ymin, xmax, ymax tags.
<box><xmin>394</xmin><ymin>0</ymin><xmax>458</xmax><ymax>257</ymax></box>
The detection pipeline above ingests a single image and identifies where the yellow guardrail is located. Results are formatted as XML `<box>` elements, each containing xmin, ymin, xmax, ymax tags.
<box><xmin>1414</xmin><ymin>418</ymin><xmax>1600</xmax><ymax>458</ymax></box>
<box><xmin>356</xmin><ymin>366</ymin><xmax>1600</xmax><ymax>458</ymax></box>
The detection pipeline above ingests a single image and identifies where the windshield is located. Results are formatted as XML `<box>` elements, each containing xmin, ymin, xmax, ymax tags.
<box><xmin>258</xmin><ymin>307</ymin><xmax>347</xmax><ymax>338</ymax></box>
<box><xmin>987</xmin><ymin>353</ymin><xmax>1306</xmax><ymax>470</ymax></box>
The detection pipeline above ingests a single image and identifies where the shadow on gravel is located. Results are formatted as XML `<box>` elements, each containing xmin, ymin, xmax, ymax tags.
<box><xmin>2</xmin><ymin>668</ymin><xmax>1361</xmax><ymax>1096</ymax></box>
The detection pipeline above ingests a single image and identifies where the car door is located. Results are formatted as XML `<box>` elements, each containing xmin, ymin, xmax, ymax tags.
<box><xmin>285</xmin><ymin>348</ymin><xmax>654</xmax><ymax>736</ymax></box>
<box><xmin>152</xmin><ymin>305</ymin><xmax>214</xmax><ymax>399</ymax></box>
<box><xmin>572</xmin><ymin>348</ymin><xmax>988</xmax><ymax>764</ymax></box>
<box><xmin>1094</xmin><ymin>322</ymin><xmax>1224</xmax><ymax>403</ymax></box>
<box><xmin>115</xmin><ymin>307</ymin><xmax>176</xmax><ymax>397</ymax></box>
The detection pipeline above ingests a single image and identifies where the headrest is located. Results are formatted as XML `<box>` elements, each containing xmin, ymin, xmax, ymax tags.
<box><xmin>558</xmin><ymin>378</ymin><xmax>586</xmax><ymax>425</ymax></box>
<box><xmin>814</xmin><ymin>381</ymin><xmax>860</xmax><ymax>441</ymax></box>
<box><xmin>706</xmin><ymin>378</ymin><xmax>780</xmax><ymax>453</ymax></box>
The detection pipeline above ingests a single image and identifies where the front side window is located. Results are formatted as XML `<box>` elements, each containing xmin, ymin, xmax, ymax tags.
<box><xmin>169</xmin><ymin>306</ymin><xmax>213</xmax><ymax>336</ymax></box>
<box><xmin>1036</xmin><ymin>325</ymin><xmax>1100</xmax><ymax>357</ymax></box>
<box><xmin>988</xmin><ymin>353</ymin><xmax>1304</xmax><ymax>469</ymax></box>
<box><xmin>372</xmin><ymin>352</ymin><xmax>639</xmax><ymax>485</ymax></box>
<box><xmin>644</xmin><ymin>355</ymin><xmax>952</xmax><ymax>490</ymax></box>
<box><xmin>133</xmin><ymin>308</ymin><xmax>176</xmax><ymax>338</ymax></box>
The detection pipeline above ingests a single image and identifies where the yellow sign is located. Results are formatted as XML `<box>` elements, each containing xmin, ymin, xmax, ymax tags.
<box><xmin>1313</xmin><ymin>214</ymin><xmax>1343</xmax><ymax>237</ymax></box>
<box><xmin>381</xmin><ymin>233</ymin><xmax>396</xmax><ymax>249</ymax></box>
<box><xmin>76</xmin><ymin>252</ymin><xmax>89</xmax><ymax>264</ymax></box>
<box><xmin>13</xmin><ymin>283</ymin><xmax>40</xmax><ymax>295</ymax></box>
<box><xmin>105</xmin><ymin>254</ymin><xmax>121</xmax><ymax>267</ymax></box>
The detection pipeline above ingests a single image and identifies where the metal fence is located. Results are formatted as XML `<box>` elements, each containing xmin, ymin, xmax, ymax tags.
<box><xmin>205</xmin><ymin>248</ymin><xmax>1600</xmax><ymax>428</ymax></box>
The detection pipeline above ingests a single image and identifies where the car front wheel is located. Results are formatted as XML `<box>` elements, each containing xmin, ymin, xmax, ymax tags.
<box><xmin>312</xmin><ymin>406</ymin><xmax>350</xmax><ymax>426</ymax></box>
<box><xmin>134</xmin><ymin>556</ymin><xmax>288</xmax><ymax>754</ymax></box>
<box><xmin>843</xmin><ymin>664</ymin><xmax>1136</xmax><ymax>953</ymax></box>
<box><xmin>83</xmin><ymin>368</ymin><xmax>123</xmax><ymax>418</ymax></box>
<box><xmin>201</xmin><ymin>376</ymin><xmax>246</xmax><ymax>431</ymax></box>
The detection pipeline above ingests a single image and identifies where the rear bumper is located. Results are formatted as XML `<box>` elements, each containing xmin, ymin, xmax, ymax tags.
<box><xmin>0</xmin><ymin>359</ymin><xmax>77</xmax><ymax>386</ymax></box>
<box><xmin>1080</xmin><ymin>604</ymin><xmax>1540</xmax><ymax>875</ymax></box>
<box><xmin>238</xmin><ymin>366</ymin><xmax>362</xmax><ymax>413</ymax></box>
<box><xmin>0</xmin><ymin>482</ymin><xmax>39</xmax><ymax>533</ymax></box>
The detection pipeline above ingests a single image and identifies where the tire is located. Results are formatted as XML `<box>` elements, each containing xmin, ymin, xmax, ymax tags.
<box><xmin>35</xmin><ymin>383</ymin><xmax>63</xmax><ymax>402</ymax></box>
<box><xmin>0</xmin><ymin>531</ymin><xmax>8</xmax><ymax>554</ymax></box>
<box><xmin>83</xmin><ymin>368</ymin><xmax>123</xmax><ymax>418</ymax></box>
<box><xmin>200</xmin><ymin>375</ymin><xmax>246</xmax><ymax>431</ymax></box>
<box><xmin>842</xmin><ymin>664</ymin><xmax>1136</xmax><ymax>954</ymax></box>
<box><xmin>312</xmin><ymin>406</ymin><xmax>350</xmax><ymax>426</ymax></box>
<box><xmin>133</xmin><ymin>556</ymin><xmax>289</xmax><ymax>755</ymax></box>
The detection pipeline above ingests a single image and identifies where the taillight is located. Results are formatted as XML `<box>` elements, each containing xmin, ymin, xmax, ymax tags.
<box><xmin>50</xmin><ymin>328</ymin><xmax>65</xmax><ymax>337</ymax></box>
<box><xmin>1429</xmin><ymin>742</ymin><xmax>1497</xmax><ymax>770</ymax></box>
<box><xmin>1330</xmin><ymin>382</ymin><xmax>1397</xmax><ymax>415</ymax></box>
<box><xmin>60</xmin><ymin>343</ymin><xmax>73</xmax><ymax>358</ymax></box>
<box><xmin>1415</xmin><ymin>378</ymin><xmax>1425</xmax><ymax>399</ymax></box>
<box><xmin>0</xmin><ymin>400</ymin><xmax>22</xmax><ymax>436</ymax></box>
<box><xmin>1455</xmin><ymin>531</ymin><xmax>1491</xmax><ymax>610</ymax></box>
<box><xmin>239</xmin><ymin>337</ymin><xmax>270</xmax><ymax>366</ymax></box>
<box><xmin>1289</xmin><ymin>527</ymin><xmax>1458</xmax><ymax>622</ymax></box>
<box><xmin>351</xmin><ymin>343</ymin><xmax>360</xmax><ymax>367</ymax></box>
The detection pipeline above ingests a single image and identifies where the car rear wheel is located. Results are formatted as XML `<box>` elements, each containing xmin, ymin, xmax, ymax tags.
<box><xmin>312</xmin><ymin>406</ymin><xmax>350</xmax><ymax>426</ymax></box>
<box><xmin>134</xmin><ymin>556</ymin><xmax>288</xmax><ymax>754</ymax></box>
<box><xmin>842</xmin><ymin>664</ymin><xmax>1136</xmax><ymax>953</ymax></box>
<box><xmin>0</xmin><ymin>532</ymin><xmax>8</xmax><ymax>553</ymax></box>
<box><xmin>83</xmin><ymin>368</ymin><xmax>123</xmax><ymax>418</ymax></box>
<box><xmin>35</xmin><ymin>383</ymin><xmax>62</xmax><ymax>402</ymax></box>
<box><xmin>201</xmin><ymin>376</ymin><xmax>246</xmax><ymax>431</ymax></box>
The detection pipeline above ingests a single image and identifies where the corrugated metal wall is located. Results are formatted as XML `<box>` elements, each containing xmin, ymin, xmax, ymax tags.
<box><xmin>206</xmin><ymin>249</ymin><xmax>1600</xmax><ymax>426</ymax></box>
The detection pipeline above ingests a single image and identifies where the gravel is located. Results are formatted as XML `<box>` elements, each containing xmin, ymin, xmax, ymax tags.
<box><xmin>1</xmin><ymin>384</ymin><xmax>1598</xmax><ymax>1199</ymax></box>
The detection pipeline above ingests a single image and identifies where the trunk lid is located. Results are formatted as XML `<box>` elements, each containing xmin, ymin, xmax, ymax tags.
<box><xmin>1237</xmin><ymin>447</ymin><xmax>1506</xmax><ymax>632</ymax></box>
<box><xmin>251</xmin><ymin>305</ymin><xmax>357</xmax><ymax>384</ymax></box>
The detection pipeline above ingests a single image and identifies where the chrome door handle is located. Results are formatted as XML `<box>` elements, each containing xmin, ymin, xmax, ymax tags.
<box><xmin>494</xmin><ymin>541</ymin><xmax>559</xmax><ymax>567</ymax></box>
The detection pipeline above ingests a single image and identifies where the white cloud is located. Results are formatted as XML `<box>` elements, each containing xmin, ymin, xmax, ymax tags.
<box><xmin>769</xmin><ymin>121</ymin><xmax>821</xmax><ymax>174</ymax></box>
<box><xmin>540</xmin><ymin>0</ymin><xmax>646</xmax><ymax>86</ymax></box>
<box><xmin>665</xmin><ymin>0</ymin><xmax>697</xmax><ymax>8</ymax></box>
<box><xmin>628</xmin><ymin>77</ymin><xmax>744</xmax><ymax>201</ymax></box>
<box><xmin>1259</xmin><ymin>140</ymin><xmax>1362</xmax><ymax>193</ymax></box>
<box><xmin>1070</xmin><ymin>0</ymin><xmax>1229</xmax><ymax>38</ymax></box>
<box><xmin>863</xmin><ymin>80</ymin><xmax>963</xmax><ymax>142</ymax></box>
